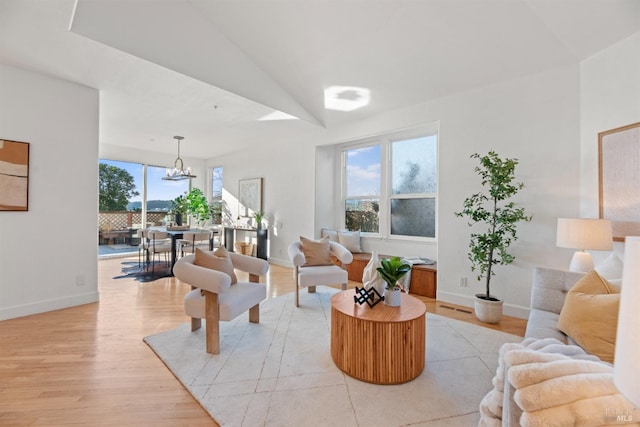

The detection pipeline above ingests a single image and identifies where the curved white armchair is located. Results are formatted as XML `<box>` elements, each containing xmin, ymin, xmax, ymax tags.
<box><xmin>288</xmin><ymin>240</ymin><xmax>353</xmax><ymax>307</ymax></box>
<box><xmin>173</xmin><ymin>252</ymin><xmax>269</xmax><ymax>354</ymax></box>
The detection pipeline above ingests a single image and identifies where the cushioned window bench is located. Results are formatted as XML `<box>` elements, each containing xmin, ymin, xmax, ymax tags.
<box><xmin>332</xmin><ymin>253</ymin><xmax>437</xmax><ymax>298</ymax></box>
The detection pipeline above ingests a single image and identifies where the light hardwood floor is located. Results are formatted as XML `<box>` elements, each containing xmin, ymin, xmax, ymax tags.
<box><xmin>0</xmin><ymin>256</ymin><xmax>526</xmax><ymax>426</ymax></box>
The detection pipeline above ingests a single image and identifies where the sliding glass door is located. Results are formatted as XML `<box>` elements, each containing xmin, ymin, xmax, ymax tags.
<box><xmin>98</xmin><ymin>159</ymin><xmax>188</xmax><ymax>256</ymax></box>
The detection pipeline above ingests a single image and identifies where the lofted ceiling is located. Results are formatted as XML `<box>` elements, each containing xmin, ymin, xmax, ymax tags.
<box><xmin>0</xmin><ymin>0</ymin><xmax>639</xmax><ymax>159</ymax></box>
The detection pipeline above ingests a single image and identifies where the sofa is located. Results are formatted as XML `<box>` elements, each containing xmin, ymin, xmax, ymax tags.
<box><xmin>523</xmin><ymin>267</ymin><xmax>585</xmax><ymax>344</ymax></box>
<box><xmin>501</xmin><ymin>267</ymin><xmax>589</xmax><ymax>425</ymax></box>
<box><xmin>480</xmin><ymin>261</ymin><xmax>640</xmax><ymax>426</ymax></box>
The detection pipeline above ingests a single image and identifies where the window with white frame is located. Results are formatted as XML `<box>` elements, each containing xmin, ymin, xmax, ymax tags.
<box><xmin>211</xmin><ymin>166</ymin><xmax>223</xmax><ymax>224</ymax></box>
<box><xmin>341</xmin><ymin>126</ymin><xmax>438</xmax><ymax>239</ymax></box>
<box><xmin>344</xmin><ymin>145</ymin><xmax>381</xmax><ymax>233</ymax></box>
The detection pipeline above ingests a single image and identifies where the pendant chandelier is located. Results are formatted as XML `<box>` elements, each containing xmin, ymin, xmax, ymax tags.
<box><xmin>163</xmin><ymin>135</ymin><xmax>197</xmax><ymax>181</ymax></box>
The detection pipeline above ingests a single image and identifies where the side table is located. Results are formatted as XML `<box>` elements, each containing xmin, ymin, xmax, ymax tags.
<box><xmin>330</xmin><ymin>290</ymin><xmax>427</xmax><ymax>384</ymax></box>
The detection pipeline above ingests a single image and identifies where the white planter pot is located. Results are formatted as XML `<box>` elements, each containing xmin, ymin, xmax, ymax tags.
<box><xmin>474</xmin><ymin>295</ymin><xmax>503</xmax><ymax>324</ymax></box>
<box><xmin>384</xmin><ymin>288</ymin><xmax>402</xmax><ymax>307</ymax></box>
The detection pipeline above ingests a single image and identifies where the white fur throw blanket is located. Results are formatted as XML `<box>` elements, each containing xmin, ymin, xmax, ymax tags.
<box><xmin>479</xmin><ymin>338</ymin><xmax>640</xmax><ymax>427</ymax></box>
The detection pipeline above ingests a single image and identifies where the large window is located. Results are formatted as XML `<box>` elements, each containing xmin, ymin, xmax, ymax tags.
<box><xmin>99</xmin><ymin>159</ymin><xmax>142</xmax><ymax>212</ymax></box>
<box><xmin>390</xmin><ymin>135</ymin><xmax>437</xmax><ymax>238</ymax></box>
<box><xmin>344</xmin><ymin>145</ymin><xmax>381</xmax><ymax>233</ymax></box>
<box><xmin>211</xmin><ymin>166</ymin><xmax>223</xmax><ymax>224</ymax></box>
<box><xmin>342</xmin><ymin>126</ymin><xmax>438</xmax><ymax>239</ymax></box>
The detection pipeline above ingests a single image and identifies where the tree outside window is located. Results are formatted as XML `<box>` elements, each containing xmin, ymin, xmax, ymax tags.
<box><xmin>99</xmin><ymin>163</ymin><xmax>139</xmax><ymax>211</ymax></box>
<box><xmin>390</xmin><ymin>135</ymin><xmax>437</xmax><ymax>238</ymax></box>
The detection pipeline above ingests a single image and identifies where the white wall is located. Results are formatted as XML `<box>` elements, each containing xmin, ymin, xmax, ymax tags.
<box><xmin>319</xmin><ymin>65</ymin><xmax>582</xmax><ymax>318</ymax></box>
<box><xmin>92</xmin><ymin>33</ymin><xmax>637</xmax><ymax>321</ymax></box>
<box><xmin>208</xmin><ymin>141</ymin><xmax>317</xmax><ymax>265</ymax></box>
<box><xmin>2</xmin><ymin>33</ymin><xmax>632</xmax><ymax>322</ymax></box>
<box><xmin>580</xmin><ymin>31</ymin><xmax>640</xmax><ymax>218</ymax></box>
<box><xmin>579</xmin><ymin>31</ymin><xmax>640</xmax><ymax>264</ymax></box>
<box><xmin>207</xmin><ymin>65</ymin><xmax>583</xmax><ymax>318</ymax></box>
<box><xmin>0</xmin><ymin>64</ymin><xmax>100</xmax><ymax>320</ymax></box>
<box><xmin>315</xmin><ymin>144</ymin><xmax>337</xmax><ymax>239</ymax></box>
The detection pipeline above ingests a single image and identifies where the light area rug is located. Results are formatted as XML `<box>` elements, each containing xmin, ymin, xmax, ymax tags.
<box><xmin>144</xmin><ymin>287</ymin><xmax>522</xmax><ymax>427</ymax></box>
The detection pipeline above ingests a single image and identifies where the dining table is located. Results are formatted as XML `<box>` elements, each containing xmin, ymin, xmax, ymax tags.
<box><xmin>161</xmin><ymin>228</ymin><xmax>217</xmax><ymax>275</ymax></box>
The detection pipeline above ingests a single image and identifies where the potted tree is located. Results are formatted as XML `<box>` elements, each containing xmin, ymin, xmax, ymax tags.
<box><xmin>377</xmin><ymin>256</ymin><xmax>411</xmax><ymax>307</ymax></box>
<box><xmin>186</xmin><ymin>188</ymin><xmax>211</xmax><ymax>226</ymax></box>
<box><xmin>455</xmin><ymin>151</ymin><xmax>532</xmax><ymax>323</ymax></box>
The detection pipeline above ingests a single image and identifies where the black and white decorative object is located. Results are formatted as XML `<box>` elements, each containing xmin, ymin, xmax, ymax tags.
<box><xmin>353</xmin><ymin>286</ymin><xmax>384</xmax><ymax>308</ymax></box>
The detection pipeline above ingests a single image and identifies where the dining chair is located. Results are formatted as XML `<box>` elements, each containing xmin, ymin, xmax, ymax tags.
<box><xmin>147</xmin><ymin>230</ymin><xmax>172</xmax><ymax>274</ymax></box>
<box><xmin>137</xmin><ymin>229</ymin><xmax>149</xmax><ymax>268</ymax></box>
<box><xmin>180</xmin><ymin>230</ymin><xmax>213</xmax><ymax>257</ymax></box>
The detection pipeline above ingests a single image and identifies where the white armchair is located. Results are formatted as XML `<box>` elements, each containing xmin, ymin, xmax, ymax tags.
<box><xmin>288</xmin><ymin>240</ymin><xmax>353</xmax><ymax>307</ymax></box>
<box><xmin>173</xmin><ymin>252</ymin><xmax>269</xmax><ymax>354</ymax></box>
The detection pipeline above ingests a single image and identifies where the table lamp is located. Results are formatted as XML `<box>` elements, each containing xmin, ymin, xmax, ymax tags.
<box><xmin>615</xmin><ymin>236</ymin><xmax>640</xmax><ymax>407</ymax></box>
<box><xmin>556</xmin><ymin>218</ymin><xmax>613</xmax><ymax>272</ymax></box>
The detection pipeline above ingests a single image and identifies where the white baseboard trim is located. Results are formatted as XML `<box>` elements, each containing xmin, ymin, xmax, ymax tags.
<box><xmin>268</xmin><ymin>257</ymin><xmax>293</xmax><ymax>268</ymax></box>
<box><xmin>0</xmin><ymin>291</ymin><xmax>100</xmax><ymax>321</ymax></box>
<box><xmin>437</xmin><ymin>291</ymin><xmax>530</xmax><ymax>320</ymax></box>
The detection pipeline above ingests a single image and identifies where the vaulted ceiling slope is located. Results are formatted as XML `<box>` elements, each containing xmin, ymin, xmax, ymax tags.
<box><xmin>1</xmin><ymin>0</ymin><xmax>639</xmax><ymax>158</ymax></box>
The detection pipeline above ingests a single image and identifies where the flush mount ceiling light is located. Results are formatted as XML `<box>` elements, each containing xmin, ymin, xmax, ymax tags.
<box><xmin>324</xmin><ymin>85</ymin><xmax>371</xmax><ymax>112</ymax></box>
<box><xmin>162</xmin><ymin>136</ymin><xmax>197</xmax><ymax>181</ymax></box>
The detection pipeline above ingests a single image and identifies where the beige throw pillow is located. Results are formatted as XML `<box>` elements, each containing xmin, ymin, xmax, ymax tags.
<box><xmin>338</xmin><ymin>230</ymin><xmax>361</xmax><ymax>253</ymax></box>
<box><xmin>300</xmin><ymin>236</ymin><xmax>332</xmax><ymax>266</ymax></box>
<box><xmin>556</xmin><ymin>270</ymin><xmax>619</xmax><ymax>363</ymax></box>
<box><xmin>194</xmin><ymin>247</ymin><xmax>237</xmax><ymax>284</ymax></box>
<box><xmin>320</xmin><ymin>228</ymin><xmax>339</xmax><ymax>243</ymax></box>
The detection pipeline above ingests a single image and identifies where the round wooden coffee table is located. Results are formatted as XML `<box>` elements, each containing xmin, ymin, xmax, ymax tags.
<box><xmin>330</xmin><ymin>290</ymin><xmax>426</xmax><ymax>384</ymax></box>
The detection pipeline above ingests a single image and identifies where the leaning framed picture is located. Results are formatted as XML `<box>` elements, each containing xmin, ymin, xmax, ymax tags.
<box><xmin>238</xmin><ymin>177</ymin><xmax>262</xmax><ymax>217</ymax></box>
<box><xmin>599</xmin><ymin>122</ymin><xmax>640</xmax><ymax>241</ymax></box>
<box><xmin>0</xmin><ymin>139</ymin><xmax>29</xmax><ymax>211</ymax></box>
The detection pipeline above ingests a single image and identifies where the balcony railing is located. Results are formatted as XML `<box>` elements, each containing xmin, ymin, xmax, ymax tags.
<box><xmin>99</xmin><ymin>210</ymin><xmax>168</xmax><ymax>231</ymax></box>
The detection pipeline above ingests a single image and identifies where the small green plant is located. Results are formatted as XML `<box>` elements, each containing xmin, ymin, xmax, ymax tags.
<box><xmin>455</xmin><ymin>151</ymin><xmax>532</xmax><ymax>301</ymax></box>
<box><xmin>253</xmin><ymin>210</ymin><xmax>264</xmax><ymax>227</ymax></box>
<box><xmin>171</xmin><ymin>188</ymin><xmax>211</xmax><ymax>224</ymax></box>
<box><xmin>377</xmin><ymin>256</ymin><xmax>411</xmax><ymax>290</ymax></box>
<box><xmin>171</xmin><ymin>194</ymin><xmax>188</xmax><ymax>215</ymax></box>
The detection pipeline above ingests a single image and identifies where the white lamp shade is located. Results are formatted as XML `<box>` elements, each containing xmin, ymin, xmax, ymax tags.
<box><xmin>556</xmin><ymin>218</ymin><xmax>613</xmax><ymax>251</ymax></box>
<box><xmin>614</xmin><ymin>236</ymin><xmax>640</xmax><ymax>407</ymax></box>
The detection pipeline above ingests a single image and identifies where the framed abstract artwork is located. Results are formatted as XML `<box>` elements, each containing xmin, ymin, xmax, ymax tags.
<box><xmin>599</xmin><ymin>122</ymin><xmax>640</xmax><ymax>241</ymax></box>
<box><xmin>238</xmin><ymin>177</ymin><xmax>262</xmax><ymax>217</ymax></box>
<box><xmin>0</xmin><ymin>139</ymin><xmax>29</xmax><ymax>211</ymax></box>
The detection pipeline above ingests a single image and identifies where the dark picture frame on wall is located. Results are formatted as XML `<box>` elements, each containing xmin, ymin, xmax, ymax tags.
<box><xmin>599</xmin><ymin>122</ymin><xmax>640</xmax><ymax>241</ymax></box>
<box><xmin>0</xmin><ymin>139</ymin><xmax>29</xmax><ymax>211</ymax></box>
